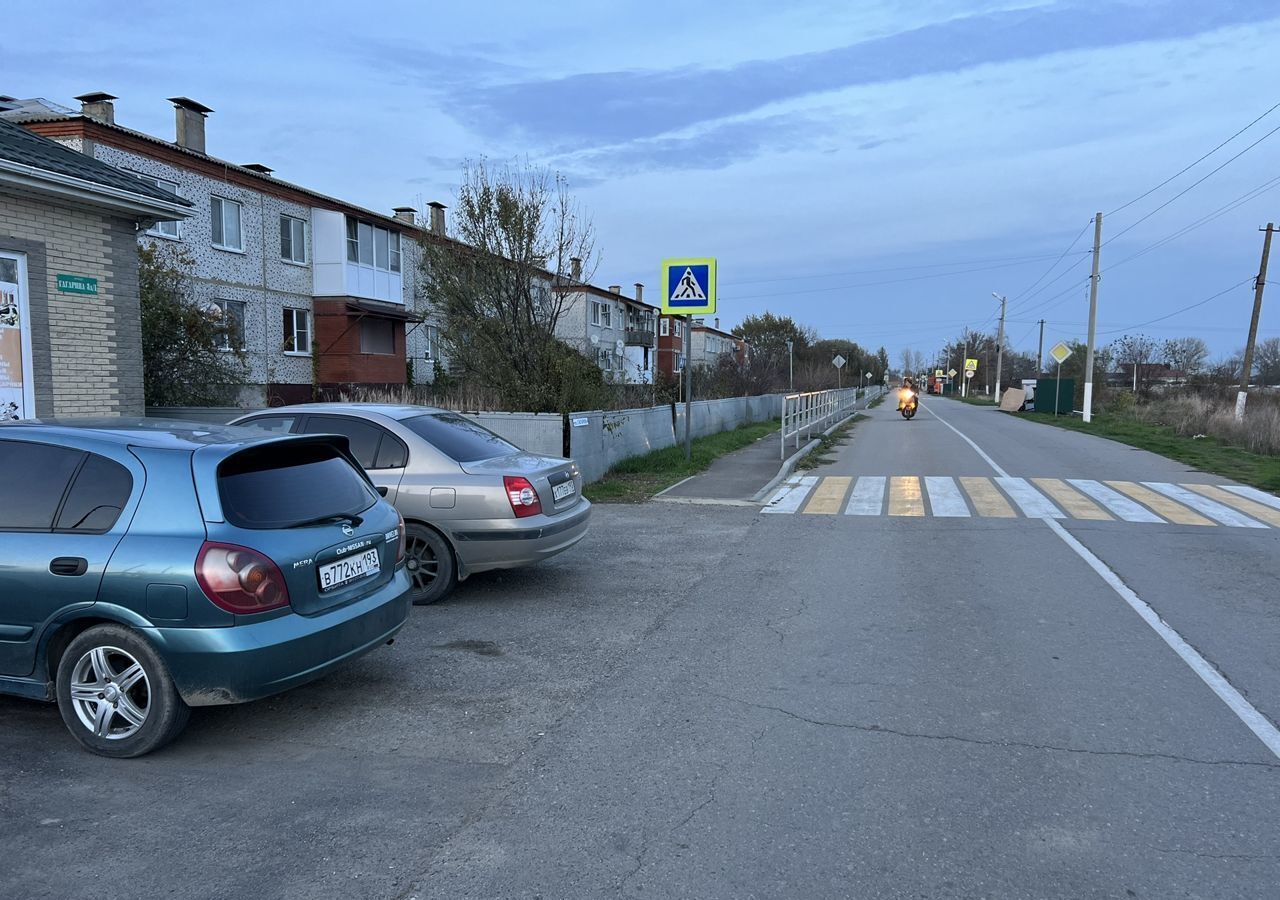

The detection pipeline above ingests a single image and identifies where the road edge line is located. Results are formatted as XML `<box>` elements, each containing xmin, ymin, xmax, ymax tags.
<box><xmin>927</xmin><ymin>402</ymin><xmax>1280</xmax><ymax>761</ymax></box>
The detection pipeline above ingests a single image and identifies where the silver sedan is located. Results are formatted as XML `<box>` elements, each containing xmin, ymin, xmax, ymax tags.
<box><xmin>231</xmin><ymin>403</ymin><xmax>590</xmax><ymax>603</ymax></box>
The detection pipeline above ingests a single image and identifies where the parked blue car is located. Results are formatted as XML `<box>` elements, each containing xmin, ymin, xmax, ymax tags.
<box><xmin>0</xmin><ymin>419</ymin><xmax>412</xmax><ymax>758</ymax></box>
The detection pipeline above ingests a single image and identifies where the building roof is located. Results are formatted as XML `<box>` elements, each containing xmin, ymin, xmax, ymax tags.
<box><xmin>0</xmin><ymin>117</ymin><xmax>194</xmax><ymax>208</ymax></box>
<box><xmin>1</xmin><ymin>97</ymin><xmax>415</xmax><ymax>234</ymax></box>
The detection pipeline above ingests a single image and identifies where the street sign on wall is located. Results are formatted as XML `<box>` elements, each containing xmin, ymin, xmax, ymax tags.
<box><xmin>56</xmin><ymin>274</ymin><xmax>98</xmax><ymax>295</ymax></box>
<box><xmin>660</xmin><ymin>258</ymin><xmax>717</xmax><ymax>315</ymax></box>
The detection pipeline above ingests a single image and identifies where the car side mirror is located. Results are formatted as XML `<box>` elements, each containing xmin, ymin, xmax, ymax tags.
<box><xmin>377</xmin><ymin>486</ymin><xmax>389</xmax><ymax>497</ymax></box>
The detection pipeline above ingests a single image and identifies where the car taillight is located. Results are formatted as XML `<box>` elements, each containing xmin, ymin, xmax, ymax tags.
<box><xmin>504</xmin><ymin>475</ymin><xmax>542</xmax><ymax>518</ymax></box>
<box><xmin>396</xmin><ymin>513</ymin><xmax>406</xmax><ymax>566</ymax></box>
<box><xmin>196</xmin><ymin>542</ymin><xmax>290</xmax><ymax>614</ymax></box>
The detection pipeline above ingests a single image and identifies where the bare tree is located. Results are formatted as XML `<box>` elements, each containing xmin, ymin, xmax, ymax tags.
<box><xmin>1161</xmin><ymin>337</ymin><xmax>1209</xmax><ymax>377</ymax></box>
<box><xmin>1252</xmin><ymin>336</ymin><xmax>1280</xmax><ymax>385</ymax></box>
<box><xmin>1109</xmin><ymin>333</ymin><xmax>1159</xmax><ymax>393</ymax></box>
<box><xmin>422</xmin><ymin>160</ymin><xmax>607</xmax><ymax>411</ymax></box>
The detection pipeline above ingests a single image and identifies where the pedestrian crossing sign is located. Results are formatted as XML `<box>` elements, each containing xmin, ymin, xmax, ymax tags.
<box><xmin>661</xmin><ymin>258</ymin><xmax>716</xmax><ymax>314</ymax></box>
<box><xmin>964</xmin><ymin>358</ymin><xmax>978</xmax><ymax>371</ymax></box>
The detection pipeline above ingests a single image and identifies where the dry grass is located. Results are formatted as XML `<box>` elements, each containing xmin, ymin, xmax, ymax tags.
<box><xmin>1135</xmin><ymin>391</ymin><xmax>1280</xmax><ymax>456</ymax></box>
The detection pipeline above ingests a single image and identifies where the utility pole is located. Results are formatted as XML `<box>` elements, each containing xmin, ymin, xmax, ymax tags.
<box><xmin>962</xmin><ymin>335</ymin><xmax>969</xmax><ymax>398</ymax></box>
<box><xmin>786</xmin><ymin>339</ymin><xmax>794</xmax><ymax>392</ymax></box>
<box><xmin>1237</xmin><ymin>222</ymin><xmax>1274</xmax><ymax>421</ymax></box>
<box><xmin>1037</xmin><ymin>319</ymin><xmax>1045</xmax><ymax>374</ymax></box>
<box><xmin>992</xmin><ymin>293</ymin><xmax>1007</xmax><ymax>405</ymax></box>
<box><xmin>1083</xmin><ymin>212</ymin><xmax>1103</xmax><ymax>423</ymax></box>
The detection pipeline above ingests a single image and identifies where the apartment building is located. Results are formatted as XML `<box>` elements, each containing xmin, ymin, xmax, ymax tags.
<box><xmin>688</xmin><ymin>317</ymin><xmax>749</xmax><ymax>370</ymax></box>
<box><xmin>656</xmin><ymin>314</ymin><xmax>687</xmax><ymax>379</ymax></box>
<box><xmin>4</xmin><ymin>93</ymin><xmax>444</xmax><ymax>405</ymax></box>
<box><xmin>554</xmin><ymin>263</ymin><xmax>658</xmax><ymax>383</ymax></box>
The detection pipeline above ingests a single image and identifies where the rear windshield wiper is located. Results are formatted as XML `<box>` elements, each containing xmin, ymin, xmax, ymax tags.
<box><xmin>288</xmin><ymin>512</ymin><xmax>365</xmax><ymax>529</ymax></box>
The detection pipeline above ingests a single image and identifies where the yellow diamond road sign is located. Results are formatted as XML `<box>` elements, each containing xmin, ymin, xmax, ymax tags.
<box><xmin>661</xmin><ymin>258</ymin><xmax>717</xmax><ymax>315</ymax></box>
<box><xmin>1050</xmin><ymin>341</ymin><xmax>1072</xmax><ymax>365</ymax></box>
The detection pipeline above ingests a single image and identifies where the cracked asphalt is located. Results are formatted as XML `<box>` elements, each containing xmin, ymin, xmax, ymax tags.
<box><xmin>3</xmin><ymin>399</ymin><xmax>1280</xmax><ymax>898</ymax></box>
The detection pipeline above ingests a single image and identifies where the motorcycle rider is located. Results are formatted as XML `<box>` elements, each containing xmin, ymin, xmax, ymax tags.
<box><xmin>898</xmin><ymin>376</ymin><xmax>918</xmax><ymax>411</ymax></box>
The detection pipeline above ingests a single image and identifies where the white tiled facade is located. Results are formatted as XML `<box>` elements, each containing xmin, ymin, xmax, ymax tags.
<box><xmin>555</xmin><ymin>287</ymin><xmax>657</xmax><ymax>384</ymax></box>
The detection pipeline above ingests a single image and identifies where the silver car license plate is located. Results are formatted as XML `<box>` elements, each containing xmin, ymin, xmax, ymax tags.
<box><xmin>319</xmin><ymin>548</ymin><xmax>381</xmax><ymax>592</ymax></box>
<box><xmin>552</xmin><ymin>480</ymin><xmax>576</xmax><ymax>502</ymax></box>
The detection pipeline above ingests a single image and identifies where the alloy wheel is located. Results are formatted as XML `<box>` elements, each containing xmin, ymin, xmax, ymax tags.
<box><xmin>404</xmin><ymin>532</ymin><xmax>441</xmax><ymax>594</ymax></box>
<box><xmin>68</xmin><ymin>645</ymin><xmax>150</xmax><ymax>740</ymax></box>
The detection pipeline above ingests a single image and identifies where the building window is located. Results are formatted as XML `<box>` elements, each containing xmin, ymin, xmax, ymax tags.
<box><xmin>674</xmin><ymin>320</ymin><xmax>683</xmax><ymax>339</ymax></box>
<box><xmin>425</xmin><ymin>324</ymin><xmax>440</xmax><ymax>360</ymax></box>
<box><xmin>130</xmin><ymin>172</ymin><xmax>181</xmax><ymax>239</ymax></box>
<box><xmin>596</xmin><ymin>348</ymin><xmax>613</xmax><ymax>370</ymax></box>
<box><xmin>360</xmin><ymin>318</ymin><xmax>395</xmax><ymax>355</ymax></box>
<box><xmin>660</xmin><ymin>318</ymin><xmax>670</xmax><ymax>337</ymax></box>
<box><xmin>211</xmin><ymin>196</ymin><xmax>243</xmax><ymax>251</ymax></box>
<box><xmin>280</xmin><ymin>215</ymin><xmax>307</xmax><ymax>264</ymax></box>
<box><xmin>345</xmin><ymin>217</ymin><xmax>402</xmax><ymax>272</ymax></box>
<box><xmin>590</xmin><ymin>300</ymin><xmax>611</xmax><ymax>328</ymax></box>
<box><xmin>282</xmin><ymin>308</ymin><xmax>311</xmax><ymax>354</ymax></box>
<box><xmin>212</xmin><ymin>299</ymin><xmax>246</xmax><ymax>351</ymax></box>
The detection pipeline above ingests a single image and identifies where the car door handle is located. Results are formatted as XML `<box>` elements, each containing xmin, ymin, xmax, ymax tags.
<box><xmin>377</xmin><ymin>486</ymin><xmax>389</xmax><ymax>497</ymax></box>
<box><xmin>50</xmin><ymin>557</ymin><xmax>88</xmax><ymax>577</ymax></box>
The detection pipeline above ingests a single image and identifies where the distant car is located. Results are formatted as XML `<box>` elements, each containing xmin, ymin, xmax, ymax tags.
<box><xmin>231</xmin><ymin>404</ymin><xmax>591</xmax><ymax>605</ymax></box>
<box><xmin>0</xmin><ymin>419</ymin><xmax>412</xmax><ymax>758</ymax></box>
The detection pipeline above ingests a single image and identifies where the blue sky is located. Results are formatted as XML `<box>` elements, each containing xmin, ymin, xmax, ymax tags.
<box><xmin>5</xmin><ymin>0</ymin><xmax>1279</xmax><ymax>365</ymax></box>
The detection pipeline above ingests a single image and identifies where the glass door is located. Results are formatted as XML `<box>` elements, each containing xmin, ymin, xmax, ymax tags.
<box><xmin>0</xmin><ymin>252</ymin><xmax>34</xmax><ymax>420</ymax></box>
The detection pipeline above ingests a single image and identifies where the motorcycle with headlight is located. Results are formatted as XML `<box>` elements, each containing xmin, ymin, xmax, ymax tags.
<box><xmin>898</xmin><ymin>388</ymin><xmax>918</xmax><ymax>420</ymax></box>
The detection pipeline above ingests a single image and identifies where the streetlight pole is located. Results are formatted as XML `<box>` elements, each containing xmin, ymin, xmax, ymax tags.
<box><xmin>991</xmin><ymin>292</ymin><xmax>1007</xmax><ymax>405</ymax></box>
<box><xmin>786</xmin><ymin>339</ymin><xmax>794</xmax><ymax>392</ymax></box>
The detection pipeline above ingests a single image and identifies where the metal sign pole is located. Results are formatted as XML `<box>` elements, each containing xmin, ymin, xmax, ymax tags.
<box><xmin>684</xmin><ymin>314</ymin><xmax>693</xmax><ymax>462</ymax></box>
<box><xmin>1055</xmin><ymin>360</ymin><xmax>1061</xmax><ymax>416</ymax></box>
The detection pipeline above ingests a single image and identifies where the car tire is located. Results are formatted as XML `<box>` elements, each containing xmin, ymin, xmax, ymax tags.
<box><xmin>55</xmin><ymin>624</ymin><xmax>190</xmax><ymax>759</ymax></box>
<box><xmin>404</xmin><ymin>523</ymin><xmax>457</xmax><ymax>605</ymax></box>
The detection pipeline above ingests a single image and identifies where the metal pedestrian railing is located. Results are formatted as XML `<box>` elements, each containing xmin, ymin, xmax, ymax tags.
<box><xmin>781</xmin><ymin>387</ymin><xmax>877</xmax><ymax>458</ymax></box>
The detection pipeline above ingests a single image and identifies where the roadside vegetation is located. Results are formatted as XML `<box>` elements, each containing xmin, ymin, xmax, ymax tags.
<box><xmin>1023</xmin><ymin>391</ymin><xmax>1280</xmax><ymax>492</ymax></box>
<box><xmin>585</xmin><ymin>419</ymin><xmax>779</xmax><ymax>503</ymax></box>
<box><xmin>796</xmin><ymin>415</ymin><xmax>864</xmax><ymax>470</ymax></box>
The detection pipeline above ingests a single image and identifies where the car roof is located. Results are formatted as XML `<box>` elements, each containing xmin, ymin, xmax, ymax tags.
<box><xmin>0</xmin><ymin>417</ymin><xmax>286</xmax><ymax>450</ymax></box>
<box><xmin>240</xmin><ymin>402</ymin><xmax>449</xmax><ymax>421</ymax></box>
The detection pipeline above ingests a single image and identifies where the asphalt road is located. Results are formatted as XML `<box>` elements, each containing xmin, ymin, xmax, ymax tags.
<box><xmin>3</xmin><ymin>397</ymin><xmax>1279</xmax><ymax>899</ymax></box>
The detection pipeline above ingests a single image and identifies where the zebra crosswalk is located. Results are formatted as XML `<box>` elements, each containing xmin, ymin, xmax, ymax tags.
<box><xmin>762</xmin><ymin>475</ymin><xmax>1280</xmax><ymax>528</ymax></box>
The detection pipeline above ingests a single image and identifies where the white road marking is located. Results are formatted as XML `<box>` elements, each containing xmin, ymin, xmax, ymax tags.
<box><xmin>922</xmin><ymin>403</ymin><xmax>1010</xmax><ymax>477</ymax></box>
<box><xmin>996</xmin><ymin>476</ymin><xmax>1066</xmax><ymax>519</ymax></box>
<box><xmin>923</xmin><ymin>476</ymin><xmax>970</xmax><ymax>517</ymax></box>
<box><xmin>1068</xmin><ymin>479</ymin><xmax>1165</xmax><ymax>523</ymax></box>
<box><xmin>927</xmin><ymin>404</ymin><xmax>1280</xmax><ymax>761</ymax></box>
<box><xmin>762</xmin><ymin>476</ymin><xmax>819</xmax><ymax>514</ymax></box>
<box><xmin>1142</xmin><ymin>482</ymin><xmax>1267</xmax><ymax>529</ymax></box>
<box><xmin>844</xmin><ymin>476</ymin><xmax>886</xmax><ymax>516</ymax></box>
<box><xmin>1223</xmin><ymin>484</ymin><xmax>1280</xmax><ymax>512</ymax></box>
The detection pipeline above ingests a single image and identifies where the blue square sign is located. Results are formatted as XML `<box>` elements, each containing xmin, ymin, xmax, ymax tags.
<box><xmin>660</xmin><ymin>258</ymin><xmax>716</xmax><ymax>315</ymax></box>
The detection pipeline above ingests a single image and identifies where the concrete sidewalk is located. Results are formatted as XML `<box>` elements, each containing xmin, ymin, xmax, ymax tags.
<box><xmin>660</xmin><ymin>389</ymin><xmax>882</xmax><ymax>502</ymax></box>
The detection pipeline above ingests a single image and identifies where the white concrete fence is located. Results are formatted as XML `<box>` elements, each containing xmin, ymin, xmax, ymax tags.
<box><xmin>148</xmin><ymin>393</ymin><xmax>786</xmax><ymax>485</ymax></box>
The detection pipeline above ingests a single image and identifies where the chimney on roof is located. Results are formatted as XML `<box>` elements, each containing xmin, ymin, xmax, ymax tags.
<box><xmin>570</xmin><ymin>257</ymin><xmax>582</xmax><ymax>282</ymax></box>
<box><xmin>427</xmin><ymin>201</ymin><xmax>446</xmax><ymax>236</ymax></box>
<box><xmin>75</xmin><ymin>92</ymin><xmax>117</xmax><ymax>125</ymax></box>
<box><xmin>168</xmin><ymin>97</ymin><xmax>212</xmax><ymax>154</ymax></box>
<box><xmin>634</xmin><ymin>283</ymin><xmax>643</xmax><ymax>303</ymax></box>
<box><xmin>609</xmin><ymin>285</ymin><xmax>621</xmax><ymax>294</ymax></box>
<box><xmin>715</xmin><ymin>317</ymin><xmax>720</xmax><ymax>330</ymax></box>
<box><xmin>242</xmin><ymin>163</ymin><xmax>273</xmax><ymax>176</ymax></box>
<box><xmin>393</xmin><ymin>206</ymin><xmax>416</xmax><ymax>226</ymax></box>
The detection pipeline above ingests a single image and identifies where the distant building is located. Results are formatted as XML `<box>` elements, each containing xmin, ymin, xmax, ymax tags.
<box><xmin>656</xmin><ymin>314</ymin><xmax>687</xmax><ymax>379</ymax></box>
<box><xmin>554</xmin><ymin>264</ymin><xmax>658</xmax><ymax>383</ymax></box>
<box><xmin>4</xmin><ymin>93</ymin><xmax>445</xmax><ymax>405</ymax></box>
<box><xmin>0</xmin><ymin>116</ymin><xmax>192</xmax><ymax>417</ymax></box>
<box><xmin>688</xmin><ymin>317</ymin><xmax>749</xmax><ymax>370</ymax></box>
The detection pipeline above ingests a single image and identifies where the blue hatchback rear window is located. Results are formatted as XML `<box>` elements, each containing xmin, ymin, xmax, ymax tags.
<box><xmin>218</xmin><ymin>442</ymin><xmax>375</xmax><ymax>529</ymax></box>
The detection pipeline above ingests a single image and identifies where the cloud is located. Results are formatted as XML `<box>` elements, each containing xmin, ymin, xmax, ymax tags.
<box><xmin>440</xmin><ymin>0</ymin><xmax>1277</xmax><ymax>146</ymax></box>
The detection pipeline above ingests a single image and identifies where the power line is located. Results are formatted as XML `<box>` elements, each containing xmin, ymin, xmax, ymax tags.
<box><xmin>1106</xmin><ymin>101</ymin><xmax>1280</xmax><ymax>217</ymax></box>
<box><xmin>1103</xmin><ymin>121</ymin><xmax>1280</xmax><ymax>247</ymax></box>
<box><xmin>719</xmin><ymin>250</ymin><xmax>1090</xmax><ymax>288</ymax></box>
<box><xmin>1094</xmin><ymin>278</ymin><xmax>1253</xmax><ymax>336</ymax></box>
<box><xmin>1008</xmin><ymin>219</ymin><xmax>1094</xmax><ymax>304</ymax></box>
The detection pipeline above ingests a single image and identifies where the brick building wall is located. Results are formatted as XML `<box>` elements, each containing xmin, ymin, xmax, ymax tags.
<box><xmin>312</xmin><ymin>299</ymin><xmax>406</xmax><ymax>386</ymax></box>
<box><xmin>0</xmin><ymin>192</ymin><xmax>144</xmax><ymax>416</ymax></box>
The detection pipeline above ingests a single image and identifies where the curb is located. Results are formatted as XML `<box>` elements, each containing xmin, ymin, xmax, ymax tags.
<box><xmin>750</xmin><ymin>409</ymin><xmax>865</xmax><ymax>503</ymax></box>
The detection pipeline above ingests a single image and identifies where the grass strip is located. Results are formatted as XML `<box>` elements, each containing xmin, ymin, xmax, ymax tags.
<box><xmin>1020</xmin><ymin>411</ymin><xmax>1280</xmax><ymax>493</ymax></box>
<box><xmin>585</xmin><ymin>419</ymin><xmax>780</xmax><ymax>503</ymax></box>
